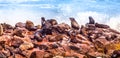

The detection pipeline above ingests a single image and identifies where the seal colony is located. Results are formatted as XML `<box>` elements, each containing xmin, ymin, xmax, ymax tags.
<box><xmin>0</xmin><ymin>16</ymin><xmax>120</xmax><ymax>58</ymax></box>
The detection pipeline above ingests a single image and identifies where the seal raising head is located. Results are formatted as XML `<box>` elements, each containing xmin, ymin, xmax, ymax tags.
<box><xmin>69</xmin><ymin>17</ymin><xmax>79</xmax><ymax>30</ymax></box>
<box><xmin>89</xmin><ymin>16</ymin><xmax>95</xmax><ymax>24</ymax></box>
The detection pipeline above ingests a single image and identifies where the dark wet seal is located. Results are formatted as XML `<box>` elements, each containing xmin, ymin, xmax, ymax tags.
<box><xmin>111</xmin><ymin>50</ymin><xmax>120</xmax><ymax>58</ymax></box>
<box><xmin>95</xmin><ymin>23</ymin><xmax>110</xmax><ymax>28</ymax></box>
<box><xmin>41</xmin><ymin>17</ymin><xmax>46</xmax><ymax>28</ymax></box>
<box><xmin>49</xmin><ymin>44</ymin><xmax>58</xmax><ymax>49</ymax></box>
<box><xmin>69</xmin><ymin>17</ymin><xmax>79</xmax><ymax>30</ymax></box>
<box><xmin>69</xmin><ymin>46</ymin><xmax>80</xmax><ymax>51</ymax></box>
<box><xmin>39</xmin><ymin>45</ymin><xmax>48</xmax><ymax>50</ymax></box>
<box><xmin>89</xmin><ymin>16</ymin><xmax>95</xmax><ymax>24</ymax></box>
<box><xmin>34</xmin><ymin>31</ymin><xmax>43</xmax><ymax>42</ymax></box>
<box><xmin>41</xmin><ymin>17</ymin><xmax>52</xmax><ymax>35</ymax></box>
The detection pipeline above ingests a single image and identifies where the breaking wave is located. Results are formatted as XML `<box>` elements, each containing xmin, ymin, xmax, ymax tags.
<box><xmin>0</xmin><ymin>0</ymin><xmax>120</xmax><ymax>31</ymax></box>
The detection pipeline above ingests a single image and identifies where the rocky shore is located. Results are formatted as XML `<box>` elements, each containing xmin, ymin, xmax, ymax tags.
<box><xmin>0</xmin><ymin>16</ymin><xmax>120</xmax><ymax>58</ymax></box>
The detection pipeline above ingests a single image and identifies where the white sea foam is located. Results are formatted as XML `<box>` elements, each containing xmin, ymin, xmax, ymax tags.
<box><xmin>0</xmin><ymin>0</ymin><xmax>120</xmax><ymax>31</ymax></box>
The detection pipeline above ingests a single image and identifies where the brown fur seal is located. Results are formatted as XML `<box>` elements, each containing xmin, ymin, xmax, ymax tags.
<box><xmin>89</xmin><ymin>16</ymin><xmax>95</xmax><ymax>24</ymax></box>
<box><xmin>47</xmin><ymin>19</ymin><xmax>58</xmax><ymax>26</ymax></box>
<box><xmin>69</xmin><ymin>17</ymin><xmax>79</xmax><ymax>30</ymax></box>
<box><xmin>25</xmin><ymin>20</ymin><xmax>37</xmax><ymax>31</ymax></box>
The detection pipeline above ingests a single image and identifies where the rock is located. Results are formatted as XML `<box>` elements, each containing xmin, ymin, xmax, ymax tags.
<box><xmin>13</xmin><ymin>29</ymin><xmax>24</xmax><ymax>37</ymax></box>
<box><xmin>30</xmin><ymin>51</ymin><xmax>45</xmax><ymax>58</ymax></box>
<box><xmin>19</xmin><ymin>43</ymin><xmax>34</xmax><ymax>51</ymax></box>
<box><xmin>10</xmin><ymin>38</ymin><xmax>24</xmax><ymax>48</ymax></box>
<box><xmin>1</xmin><ymin>23</ymin><xmax>13</xmax><ymax>30</ymax></box>
<box><xmin>0</xmin><ymin>52</ymin><xmax>7</xmax><ymax>58</ymax></box>
<box><xmin>15</xmin><ymin>22</ymin><xmax>25</xmax><ymax>28</ymax></box>
<box><xmin>52</xmin><ymin>23</ymin><xmax>70</xmax><ymax>34</ymax></box>
<box><xmin>0</xmin><ymin>24</ymin><xmax>3</xmax><ymax>36</ymax></box>
<box><xmin>14</xmin><ymin>54</ymin><xmax>25</xmax><ymax>58</ymax></box>
<box><xmin>49</xmin><ymin>44</ymin><xmax>58</xmax><ymax>49</ymax></box>
<box><xmin>53</xmin><ymin>56</ymin><xmax>64</xmax><ymax>58</ymax></box>
<box><xmin>3</xmin><ymin>49</ymin><xmax>11</xmax><ymax>57</ymax></box>
<box><xmin>39</xmin><ymin>44</ymin><xmax>48</xmax><ymax>50</ymax></box>
<box><xmin>111</xmin><ymin>50</ymin><xmax>120</xmax><ymax>58</ymax></box>
<box><xmin>69</xmin><ymin>45</ymin><xmax>80</xmax><ymax>51</ymax></box>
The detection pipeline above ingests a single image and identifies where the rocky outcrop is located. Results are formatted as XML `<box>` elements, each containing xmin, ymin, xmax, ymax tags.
<box><xmin>0</xmin><ymin>16</ymin><xmax>119</xmax><ymax>58</ymax></box>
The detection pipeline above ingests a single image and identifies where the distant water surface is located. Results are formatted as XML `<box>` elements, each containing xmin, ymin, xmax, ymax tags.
<box><xmin>0</xmin><ymin>0</ymin><xmax>120</xmax><ymax>31</ymax></box>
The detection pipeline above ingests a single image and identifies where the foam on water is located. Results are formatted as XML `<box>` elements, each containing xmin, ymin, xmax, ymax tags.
<box><xmin>0</xmin><ymin>0</ymin><xmax>120</xmax><ymax>31</ymax></box>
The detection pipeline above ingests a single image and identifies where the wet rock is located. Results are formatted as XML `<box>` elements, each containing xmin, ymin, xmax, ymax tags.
<box><xmin>0</xmin><ymin>52</ymin><xmax>7</xmax><ymax>58</ymax></box>
<box><xmin>30</xmin><ymin>51</ymin><xmax>45</xmax><ymax>58</ymax></box>
<box><xmin>10</xmin><ymin>38</ymin><xmax>24</xmax><ymax>48</ymax></box>
<box><xmin>111</xmin><ymin>50</ymin><xmax>120</xmax><ymax>58</ymax></box>
<box><xmin>19</xmin><ymin>43</ymin><xmax>34</xmax><ymax>51</ymax></box>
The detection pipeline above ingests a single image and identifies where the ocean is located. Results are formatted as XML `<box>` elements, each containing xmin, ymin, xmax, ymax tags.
<box><xmin>0</xmin><ymin>0</ymin><xmax>120</xmax><ymax>31</ymax></box>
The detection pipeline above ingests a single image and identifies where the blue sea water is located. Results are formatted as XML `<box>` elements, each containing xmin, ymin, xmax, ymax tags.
<box><xmin>0</xmin><ymin>0</ymin><xmax>120</xmax><ymax>31</ymax></box>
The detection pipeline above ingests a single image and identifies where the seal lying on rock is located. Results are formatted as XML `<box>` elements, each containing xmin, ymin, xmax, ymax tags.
<box><xmin>69</xmin><ymin>17</ymin><xmax>79</xmax><ymax>30</ymax></box>
<box><xmin>95</xmin><ymin>23</ymin><xmax>110</xmax><ymax>28</ymax></box>
<box><xmin>47</xmin><ymin>19</ymin><xmax>58</xmax><ymax>26</ymax></box>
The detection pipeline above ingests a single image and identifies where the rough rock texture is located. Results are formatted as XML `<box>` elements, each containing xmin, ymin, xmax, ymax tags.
<box><xmin>0</xmin><ymin>17</ymin><xmax>120</xmax><ymax>58</ymax></box>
